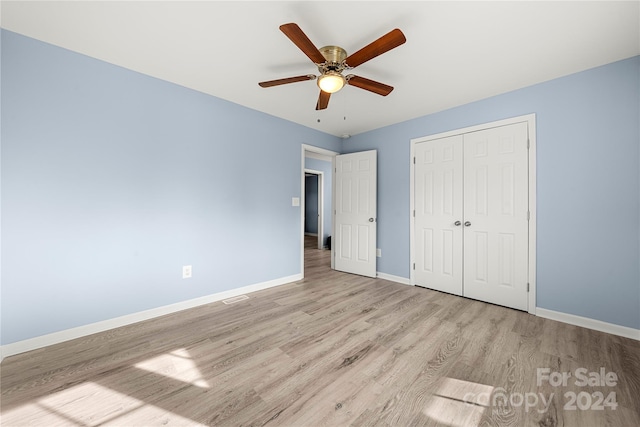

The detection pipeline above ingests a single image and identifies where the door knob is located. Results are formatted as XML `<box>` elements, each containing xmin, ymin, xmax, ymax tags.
<box><xmin>464</xmin><ymin>221</ymin><xmax>471</xmax><ymax>227</ymax></box>
<box><xmin>369</xmin><ymin>218</ymin><xmax>375</xmax><ymax>222</ymax></box>
<box><xmin>454</xmin><ymin>221</ymin><xmax>461</xmax><ymax>226</ymax></box>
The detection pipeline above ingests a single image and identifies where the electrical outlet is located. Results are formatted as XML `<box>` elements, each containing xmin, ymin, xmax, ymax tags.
<box><xmin>376</xmin><ymin>248</ymin><xmax>382</xmax><ymax>257</ymax></box>
<box><xmin>182</xmin><ymin>265</ymin><xmax>192</xmax><ymax>279</ymax></box>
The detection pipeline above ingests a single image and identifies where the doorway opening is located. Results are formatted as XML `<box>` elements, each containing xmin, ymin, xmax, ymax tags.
<box><xmin>301</xmin><ymin>145</ymin><xmax>338</xmax><ymax>277</ymax></box>
<box><xmin>304</xmin><ymin>170</ymin><xmax>323</xmax><ymax>250</ymax></box>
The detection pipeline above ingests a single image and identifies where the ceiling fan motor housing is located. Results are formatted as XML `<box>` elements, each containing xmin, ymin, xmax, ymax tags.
<box><xmin>318</xmin><ymin>45</ymin><xmax>347</xmax><ymax>73</ymax></box>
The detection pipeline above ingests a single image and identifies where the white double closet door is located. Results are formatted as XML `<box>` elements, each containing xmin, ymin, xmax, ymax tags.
<box><xmin>414</xmin><ymin>122</ymin><xmax>529</xmax><ymax>311</ymax></box>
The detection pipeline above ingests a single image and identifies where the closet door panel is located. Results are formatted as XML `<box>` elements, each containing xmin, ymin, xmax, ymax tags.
<box><xmin>463</xmin><ymin>123</ymin><xmax>529</xmax><ymax>310</ymax></box>
<box><xmin>414</xmin><ymin>135</ymin><xmax>463</xmax><ymax>295</ymax></box>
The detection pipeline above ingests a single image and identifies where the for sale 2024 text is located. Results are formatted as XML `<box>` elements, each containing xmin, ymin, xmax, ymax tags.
<box><xmin>537</xmin><ymin>367</ymin><xmax>618</xmax><ymax>411</ymax></box>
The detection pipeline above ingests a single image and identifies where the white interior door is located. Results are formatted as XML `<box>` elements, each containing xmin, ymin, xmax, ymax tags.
<box><xmin>414</xmin><ymin>135</ymin><xmax>464</xmax><ymax>295</ymax></box>
<box><xmin>463</xmin><ymin>123</ymin><xmax>529</xmax><ymax>310</ymax></box>
<box><xmin>334</xmin><ymin>150</ymin><xmax>377</xmax><ymax>278</ymax></box>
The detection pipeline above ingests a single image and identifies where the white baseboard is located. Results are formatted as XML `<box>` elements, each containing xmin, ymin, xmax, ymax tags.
<box><xmin>0</xmin><ymin>273</ymin><xmax>303</xmax><ymax>361</ymax></box>
<box><xmin>304</xmin><ymin>232</ymin><xmax>318</xmax><ymax>236</ymax></box>
<box><xmin>377</xmin><ymin>272</ymin><xmax>412</xmax><ymax>286</ymax></box>
<box><xmin>4</xmin><ymin>276</ymin><xmax>636</xmax><ymax>362</ymax></box>
<box><xmin>536</xmin><ymin>308</ymin><xmax>640</xmax><ymax>341</ymax></box>
<box><xmin>372</xmin><ymin>276</ymin><xmax>638</xmax><ymax>341</ymax></box>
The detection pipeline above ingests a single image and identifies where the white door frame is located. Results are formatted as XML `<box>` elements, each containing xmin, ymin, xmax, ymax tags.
<box><xmin>410</xmin><ymin>114</ymin><xmax>537</xmax><ymax>314</ymax></box>
<box><xmin>304</xmin><ymin>169</ymin><xmax>324</xmax><ymax>249</ymax></box>
<box><xmin>301</xmin><ymin>144</ymin><xmax>338</xmax><ymax>276</ymax></box>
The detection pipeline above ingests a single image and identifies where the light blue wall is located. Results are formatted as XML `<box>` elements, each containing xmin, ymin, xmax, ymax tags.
<box><xmin>342</xmin><ymin>56</ymin><xmax>640</xmax><ymax>330</ymax></box>
<box><xmin>304</xmin><ymin>175</ymin><xmax>318</xmax><ymax>234</ymax></box>
<box><xmin>305</xmin><ymin>157</ymin><xmax>333</xmax><ymax>248</ymax></box>
<box><xmin>2</xmin><ymin>29</ymin><xmax>638</xmax><ymax>347</ymax></box>
<box><xmin>0</xmin><ymin>30</ymin><xmax>341</xmax><ymax>345</ymax></box>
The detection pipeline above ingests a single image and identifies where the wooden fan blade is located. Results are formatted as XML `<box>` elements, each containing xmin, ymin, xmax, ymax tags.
<box><xmin>344</xmin><ymin>29</ymin><xmax>406</xmax><ymax>68</ymax></box>
<box><xmin>347</xmin><ymin>75</ymin><xmax>394</xmax><ymax>96</ymax></box>
<box><xmin>280</xmin><ymin>23</ymin><xmax>326</xmax><ymax>64</ymax></box>
<box><xmin>258</xmin><ymin>75</ymin><xmax>316</xmax><ymax>88</ymax></box>
<box><xmin>316</xmin><ymin>90</ymin><xmax>331</xmax><ymax>110</ymax></box>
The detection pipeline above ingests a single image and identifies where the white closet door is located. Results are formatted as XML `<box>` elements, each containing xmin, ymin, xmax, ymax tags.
<box><xmin>414</xmin><ymin>135</ymin><xmax>464</xmax><ymax>295</ymax></box>
<box><xmin>463</xmin><ymin>123</ymin><xmax>529</xmax><ymax>310</ymax></box>
<box><xmin>334</xmin><ymin>150</ymin><xmax>377</xmax><ymax>278</ymax></box>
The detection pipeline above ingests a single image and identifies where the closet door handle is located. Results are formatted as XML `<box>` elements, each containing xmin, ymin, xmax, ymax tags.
<box><xmin>464</xmin><ymin>221</ymin><xmax>471</xmax><ymax>227</ymax></box>
<box><xmin>454</xmin><ymin>221</ymin><xmax>461</xmax><ymax>226</ymax></box>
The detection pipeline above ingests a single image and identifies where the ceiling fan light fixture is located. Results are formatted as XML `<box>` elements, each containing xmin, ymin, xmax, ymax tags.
<box><xmin>317</xmin><ymin>72</ymin><xmax>345</xmax><ymax>93</ymax></box>
<box><xmin>260</xmin><ymin>24</ymin><xmax>406</xmax><ymax>110</ymax></box>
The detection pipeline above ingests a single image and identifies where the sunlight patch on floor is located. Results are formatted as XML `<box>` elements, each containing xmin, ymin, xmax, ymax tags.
<box><xmin>134</xmin><ymin>348</ymin><xmax>211</xmax><ymax>389</ymax></box>
<box><xmin>37</xmin><ymin>381</ymin><xmax>144</xmax><ymax>425</ymax></box>
<box><xmin>2</xmin><ymin>381</ymin><xmax>208</xmax><ymax>426</ymax></box>
<box><xmin>2</xmin><ymin>348</ymin><xmax>211</xmax><ymax>426</ymax></box>
<box><xmin>423</xmin><ymin>377</ymin><xmax>494</xmax><ymax>427</ymax></box>
<box><xmin>4</xmin><ymin>382</ymin><xmax>144</xmax><ymax>426</ymax></box>
<box><xmin>2</xmin><ymin>401</ymin><xmax>79</xmax><ymax>426</ymax></box>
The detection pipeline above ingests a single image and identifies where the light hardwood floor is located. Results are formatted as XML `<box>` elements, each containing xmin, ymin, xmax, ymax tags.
<box><xmin>1</xmin><ymin>237</ymin><xmax>639</xmax><ymax>426</ymax></box>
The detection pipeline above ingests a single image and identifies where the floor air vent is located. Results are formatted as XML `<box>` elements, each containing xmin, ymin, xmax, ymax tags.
<box><xmin>222</xmin><ymin>295</ymin><xmax>249</xmax><ymax>305</ymax></box>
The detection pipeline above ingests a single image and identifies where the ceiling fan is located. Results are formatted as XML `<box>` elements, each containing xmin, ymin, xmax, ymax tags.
<box><xmin>259</xmin><ymin>23</ymin><xmax>406</xmax><ymax>110</ymax></box>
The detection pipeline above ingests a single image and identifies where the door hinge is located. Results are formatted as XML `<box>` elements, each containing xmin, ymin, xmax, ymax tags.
<box><xmin>413</xmin><ymin>156</ymin><xmax>416</xmax><ymax>164</ymax></box>
<box><xmin>413</xmin><ymin>210</ymin><xmax>416</xmax><ymax>217</ymax></box>
<box><xmin>527</xmin><ymin>283</ymin><xmax>530</xmax><ymax>292</ymax></box>
<box><xmin>527</xmin><ymin>138</ymin><xmax>530</xmax><ymax>149</ymax></box>
<box><xmin>527</xmin><ymin>211</ymin><xmax>531</xmax><ymax>221</ymax></box>
<box><xmin>413</xmin><ymin>263</ymin><xmax>416</xmax><ymax>270</ymax></box>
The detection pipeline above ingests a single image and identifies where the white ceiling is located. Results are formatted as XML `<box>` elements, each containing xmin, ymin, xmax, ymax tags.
<box><xmin>2</xmin><ymin>1</ymin><xmax>639</xmax><ymax>137</ymax></box>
